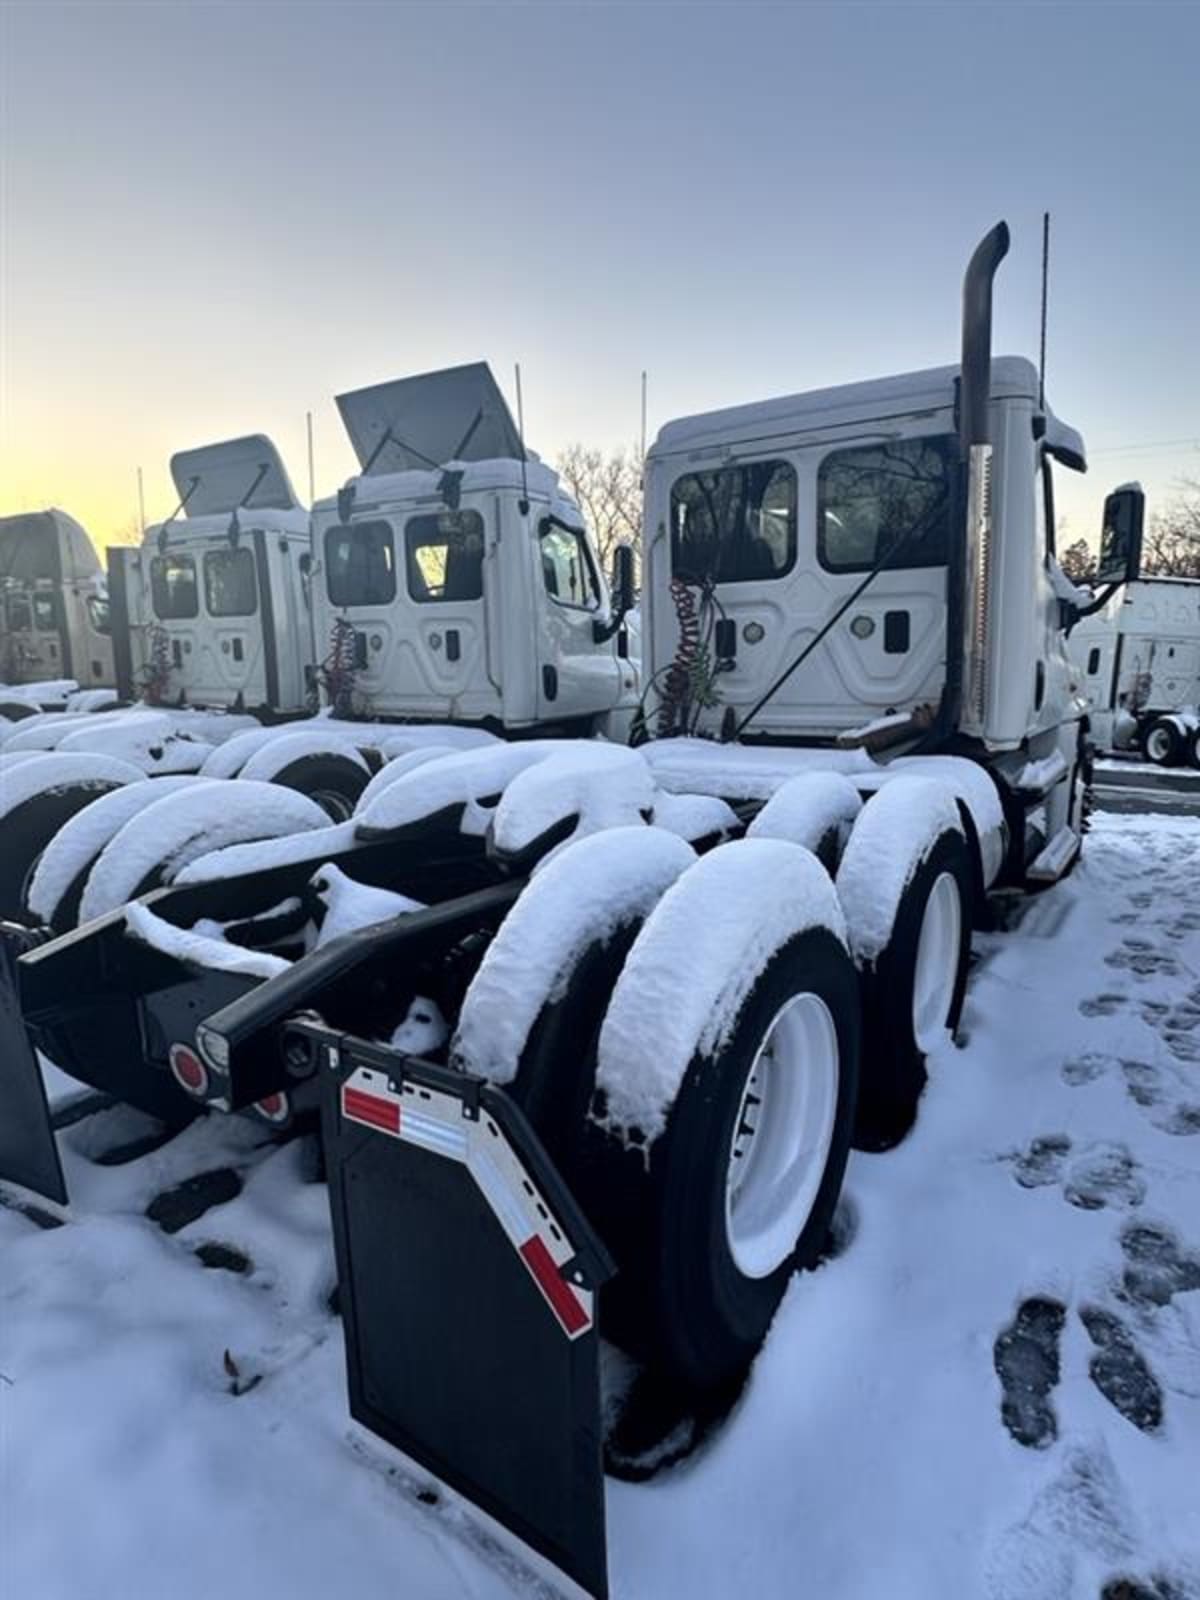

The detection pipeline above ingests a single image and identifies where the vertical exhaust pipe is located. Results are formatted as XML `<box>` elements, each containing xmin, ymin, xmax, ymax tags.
<box><xmin>949</xmin><ymin>221</ymin><xmax>1010</xmax><ymax>737</ymax></box>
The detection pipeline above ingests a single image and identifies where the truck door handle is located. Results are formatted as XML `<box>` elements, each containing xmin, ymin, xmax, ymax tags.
<box><xmin>446</xmin><ymin>629</ymin><xmax>461</xmax><ymax>663</ymax></box>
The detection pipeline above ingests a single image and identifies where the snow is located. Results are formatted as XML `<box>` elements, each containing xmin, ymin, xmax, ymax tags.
<box><xmin>238</xmin><ymin>730</ymin><xmax>371</xmax><ymax>783</ymax></box>
<box><xmin>641</xmin><ymin>736</ymin><xmax>875</xmax><ymax>801</ymax></box>
<box><xmin>390</xmin><ymin>995</ymin><xmax>450</xmax><ymax>1055</ymax></box>
<box><xmin>124</xmin><ymin>900</ymin><xmax>291</xmax><ymax>981</ymax></box>
<box><xmin>1</xmin><ymin>812</ymin><xmax>1199</xmax><ymax>1600</ymax></box>
<box><xmin>0</xmin><ymin>677</ymin><xmax>77</xmax><ymax>703</ymax></box>
<box><xmin>310</xmin><ymin>865</ymin><xmax>424</xmax><ymax>948</ymax></box>
<box><xmin>746</xmin><ymin>770</ymin><xmax>862</xmax><ymax>852</ymax></box>
<box><xmin>354</xmin><ymin>741</ymin><xmax>561</xmax><ymax>838</ymax></box>
<box><xmin>452</xmin><ymin>827</ymin><xmax>696</xmax><ymax>1085</ymax></box>
<box><xmin>649</xmin><ymin>789</ymin><xmax>739</xmax><ymax>842</ymax></box>
<box><xmin>27</xmin><ymin>775</ymin><xmax>216</xmax><ymax>925</ymax></box>
<box><xmin>884</xmin><ymin>753</ymin><xmax>1007</xmax><ymax>888</ymax></box>
<box><xmin>79</xmin><ymin>781</ymin><xmax>330</xmax><ymax>922</ymax></box>
<box><xmin>370</xmin><ymin>723</ymin><xmax>500</xmax><ymax>756</ymax></box>
<box><xmin>836</xmin><ymin>775</ymin><xmax>962</xmax><ymax>963</ymax></box>
<box><xmin>1</xmin><ymin>711</ymin><xmax>102</xmax><ymax>751</ymax></box>
<box><xmin>176</xmin><ymin>822</ymin><xmax>360</xmax><ymax>885</ymax></box>
<box><xmin>199</xmin><ymin>725</ymin><xmax>306</xmax><ymax>779</ymax></box>
<box><xmin>55</xmin><ymin>711</ymin><xmax>213</xmax><ymax>774</ymax></box>
<box><xmin>596</xmin><ymin>838</ymin><xmax>847</xmax><ymax>1141</ymax></box>
<box><xmin>490</xmin><ymin>743</ymin><xmax>655</xmax><ymax>861</ymax></box>
<box><xmin>353</xmin><ymin>746</ymin><xmax>458</xmax><ymax>812</ymax></box>
<box><xmin>1014</xmin><ymin>751</ymin><xmax>1070</xmax><ymax>792</ymax></box>
<box><xmin>63</xmin><ymin>688</ymin><xmax>119</xmax><ymax>713</ymax></box>
<box><xmin>0</xmin><ymin>750</ymin><xmax>145</xmax><ymax>819</ymax></box>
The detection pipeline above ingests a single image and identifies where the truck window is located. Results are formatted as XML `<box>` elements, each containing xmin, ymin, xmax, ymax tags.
<box><xmin>405</xmin><ymin>512</ymin><xmax>484</xmax><ymax>603</ymax></box>
<box><xmin>670</xmin><ymin>460</ymin><xmax>796</xmax><ymax>584</ymax></box>
<box><xmin>818</xmin><ymin>435</ymin><xmax>954</xmax><ymax>573</ymax></box>
<box><xmin>203</xmin><ymin>548</ymin><xmax>258</xmax><ymax>617</ymax></box>
<box><xmin>150</xmin><ymin>554</ymin><xmax>199</xmax><ymax>619</ymax></box>
<box><xmin>86</xmin><ymin>594</ymin><xmax>110</xmax><ymax>635</ymax></box>
<box><xmin>33</xmin><ymin>593</ymin><xmax>57</xmax><ymax>632</ymax></box>
<box><xmin>539</xmin><ymin>523</ymin><xmax>601</xmax><ymax>611</ymax></box>
<box><xmin>5</xmin><ymin>594</ymin><xmax>32</xmax><ymax>632</ymax></box>
<box><xmin>325</xmin><ymin>521</ymin><xmax>396</xmax><ymax>607</ymax></box>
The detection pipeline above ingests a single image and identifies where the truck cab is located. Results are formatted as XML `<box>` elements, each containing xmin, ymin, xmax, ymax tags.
<box><xmin>643</xmin><ymin>355</ymin><xmax>1091</xmax><ymax>758</ymax></box>
<box><xmin>0</xmin><ymin>509</ymin><xmax>115</xmax><ymax>690</ymax></box>
<box><xmin>309</xmin><ymin>364</ymin><xmax>637</xmax><ymax>731</ymax></box>
<box><xmin>110</xmin><ymin>436</ymin><xmax>312</xmax><ymax>717</ymax></box>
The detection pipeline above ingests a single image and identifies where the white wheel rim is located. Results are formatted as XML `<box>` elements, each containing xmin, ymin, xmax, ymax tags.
<box><xmin>912</xmin><ymin>871</ymin><xmax>962</xmax><ymax>1052</ymax></box>
<box><xmin>1147</xmin><ymin>728</ymin><xmax>1171</xmax><ymax>763</ymax></box>
<box><xmin>724</xmin><ymin>993</ymin><xmax>840</xmax><ymax>1280</ymax></box>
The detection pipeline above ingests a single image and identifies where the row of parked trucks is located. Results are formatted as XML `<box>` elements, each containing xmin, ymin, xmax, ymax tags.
<box><xmin>0</xmin><ymin>224</ymin><xmax>1149</xmax><ymax>1597</ymax></box>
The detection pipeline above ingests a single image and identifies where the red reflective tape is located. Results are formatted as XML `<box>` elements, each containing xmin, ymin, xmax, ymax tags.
<box><xmin>519</xmin><ymin>1234</ymin><xmax>590</xmax><ymax>1337</ymax></box>
<box><xmin>342</xmin><ymin>1086</ymin><xmax>401</xmax><ymax>1136</ymax></box>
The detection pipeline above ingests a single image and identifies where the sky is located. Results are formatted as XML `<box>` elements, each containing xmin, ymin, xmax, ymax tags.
<box><xmin>1</xmin><ymin>0</ymin><xmax>1197</xmax><ymax>553</ymax></box>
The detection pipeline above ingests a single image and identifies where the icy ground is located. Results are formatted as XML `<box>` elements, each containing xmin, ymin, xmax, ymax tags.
<box><xmin>2</xmin><ymin>813</ymin><xmax>1198</xmax><ymax>1600</ymax></box>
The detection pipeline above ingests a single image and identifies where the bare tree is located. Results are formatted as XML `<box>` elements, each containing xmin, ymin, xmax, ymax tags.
<box><xmin>1058</xmin><ymin>537</ymin><xmax>1096</xmax><ymax>584</ymax></box>
<box><xmin>1141</xmin><ymin>476</ymin><xmax>1200</xmax><ymax>577</ymax></box>
<box><xmin>555</xmin><ymin>444</ymin><xmax>643</xmax><ymax>571</ymax></box>
<box><xmin>105</xmin><ymin>516</ymin><xmax>144</xmax><ymax>550</ymax></box>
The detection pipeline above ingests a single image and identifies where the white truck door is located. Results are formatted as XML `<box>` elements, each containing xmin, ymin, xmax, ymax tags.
<box><xmin>320</xmin><ymin>510</ymin><xmax>501</xmax><ymax>722</ymax></box>
<box><xmin>533</xmin><ymin>515</ymin><xmax>625</xmax><ymax>721</ymax></box>
<box><xmin>187</xmin><ymin>543</ymin><xmax>273</xmax><ymax>710</ymax></box>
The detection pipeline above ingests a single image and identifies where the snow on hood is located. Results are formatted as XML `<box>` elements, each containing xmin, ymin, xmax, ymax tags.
<box><xmin>836</xmin><ymin>775</ymin><xmax>962</xmax><ymax>963</ymax></box>
<box><xmin>310</xmin><ymin>865</ymin><xmax>425</xmax><ymax>948</ymax></box>
<box><xmin>452</xmin><ymin>826</ymin><xmax>696</xmax><ymax>1085</ymax></box>
<box><xmin>596</xmin><ymin>838</ymin><xmax>847</xmax><ymax>1142</ymax></box>
<box><xmin>489</xmin><ymin>743</ymin><xmax>655</xmax><ymax>862</ymax></box>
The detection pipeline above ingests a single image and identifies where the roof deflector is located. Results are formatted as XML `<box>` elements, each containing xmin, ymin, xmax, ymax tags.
<box><xmin>336</xmin><ymin>363</ymin><xmax>525</xmax><ymax>476</ymax></box>
<box><xmin>169</xmin><ymin>435</ymin><xmax>300</xmax><ymax>518</ymax></box>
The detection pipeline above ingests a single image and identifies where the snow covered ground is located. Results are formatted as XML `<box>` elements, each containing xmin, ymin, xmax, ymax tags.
<box><xmin>2</xmin><ymin>812</ymin><xmax>1198</xmax><ymax>1600</ymax></box>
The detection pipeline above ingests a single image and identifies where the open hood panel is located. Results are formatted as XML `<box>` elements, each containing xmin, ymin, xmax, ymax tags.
<box><xmin>336</xmin><ymin>363</ymin><xmax>524</xmax><ymax>475</ymax></box>
<box><xmin>170</xmin><ymin>435</ymin><xmax>300</xmax><ymax>518</ymax></box>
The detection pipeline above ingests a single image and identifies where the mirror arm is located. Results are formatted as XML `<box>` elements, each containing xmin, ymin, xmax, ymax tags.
<box><xmin>1072</xmin><ymin>581</ymin><xmax>1122</xmax><ymax>623</ymax></box>
<box><xmin>592</xmin><ymin>601</ymin><xmax>630</xmax><ymax>645</ymax></box>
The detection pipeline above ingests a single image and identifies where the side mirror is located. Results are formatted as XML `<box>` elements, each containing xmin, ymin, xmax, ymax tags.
<box><xmin>1097</xmin><ymin>483</ymin><xmax>1144</xmax><ymax>587</ymax></box>
<box><xmin>611</xmin><ymin>542</ymin><xmax>635</xmax><ymax>617</ymax></box>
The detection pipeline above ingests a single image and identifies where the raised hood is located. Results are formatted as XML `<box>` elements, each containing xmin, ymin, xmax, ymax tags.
<box><xmin>170</xmin><ymin>435</ymin><xmax>300</xmax><ymax>519</ymax></box>
<box><xmin>336</xmin><ymin>363</ymin><xmax>524</xmax><ymax>476</ymax></box>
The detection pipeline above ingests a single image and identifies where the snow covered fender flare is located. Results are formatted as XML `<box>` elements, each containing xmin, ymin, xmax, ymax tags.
<box><xmin>238</xmin><ymin>731</ymin><xmax>372</xmax><ymax>821</ymax></box>
<box><xmin>0</xmin><ymin>752</ymin><xmax>146</xmax><ymax>921</ymax></box>
<box><xmin>452</xmin><ymin>826</ymin><xmax>696</xmax><ymax>1163</ymax></box>
<box><xmin>836</xmin><ymin>776</ymin><xmax>972</xmax><ymax>1151</ymax></box>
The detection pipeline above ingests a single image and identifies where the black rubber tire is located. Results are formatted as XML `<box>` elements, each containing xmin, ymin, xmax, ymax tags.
<box><xmin>573</xmin><ymin>927</ymin><xmax>860</xmax><ymax>1394</ymax></box>
<box><xmin>852</xmin><ymin>827</ymin><xmax>972</xmax><ymax>1153</ymax></box>
<box><xmin>0</xmin><ymin>701</ymin><xmax>36</xmax><ymax>723</ymax></box>
<box><xmin>0</xmin><ymin>782</ymin><xmax>125</xmax><ymax>921</ymax></box>
<box><xmin>267</xmin><ymin>752</ymin><xmax>369</xmax><ymax>821</ymax></box>
<box><xmin>1140</xmin><ymin>716</ymin><xmax>1183</xmax><ymax>767</ymax></box>
<box><xmin>1190</xmin><ymin>727</ymin><xmax>1200</xmax><ymax>771</ymax></box>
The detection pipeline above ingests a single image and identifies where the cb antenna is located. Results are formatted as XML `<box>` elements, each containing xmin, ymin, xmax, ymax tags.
<box><xmin>514</xmin><ymin>362</ymin><xmax>530</xmax><ymax>515</ymax></box>
<box><xmin>1039</xmin><ymin>211</ymin><xmax>1050</xmax><ymax>411</ymax></box>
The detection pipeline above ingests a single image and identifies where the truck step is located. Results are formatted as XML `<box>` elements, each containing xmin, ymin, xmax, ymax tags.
<box><xmin>1026</xmin><ymin>824</ymin><xmax>1082</xmax><ymax>884</ymax></box>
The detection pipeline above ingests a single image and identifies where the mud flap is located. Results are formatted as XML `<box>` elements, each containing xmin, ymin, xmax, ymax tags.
<box><xmin>0</xmin><ymin>927</ymin><xmax>66</xmax><ymax>1204</ymax></box>
<box><xmin>300</xmin><ymin>1021</ymin><xmax>615</xmax><ymax>1600</ymax></box>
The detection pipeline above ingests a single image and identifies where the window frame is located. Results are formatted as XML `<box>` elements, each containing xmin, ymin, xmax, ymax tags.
<box><xmin>403</xmin><ymin>510</ymin><xmax>486</xmax><ymax>606</ymax></box>
<box><xmin>324</xmin><ymin>519</ymin><xmax>397</xmax><ymax>609</ymax></box>
<box><xmin>150</xmin><ymin>552</ymin><xmax>200</xmax><ymax>620</ymax></box>
<box><xmin>33</xmin><ymin>592</ymin><xmax>58</xmax><ymax>632</ymax></box>
<box><xmin>669</xmin><ymin>458</ymin><xmax>798</xmax><ymax>586</ymax></box>
<box><xmin>816</xmin><ymin>433</ymin><xmax>956</xmax><ymax>576</ymax></box>
<box><xmin>202</xmin><ymin>546</ymin><xmax>259</xmax><ymax>618</ymax></box>
<box><xmin>537</xmin><ymin>516</ymin><xmax>603</xmax><ymax>613</ymax></box>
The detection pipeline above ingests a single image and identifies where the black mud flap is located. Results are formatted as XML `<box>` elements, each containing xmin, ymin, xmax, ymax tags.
<box><xmin>0</xmin><ymin>927</ymin><xmax>66</xmax><ymax>1205</ymax></box>
<box><xmin>302</xmin><ymin>1021</ymin><xmax>615</xmax><ymax>1600</ymax></box>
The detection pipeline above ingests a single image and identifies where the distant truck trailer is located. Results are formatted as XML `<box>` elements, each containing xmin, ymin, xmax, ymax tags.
<box><xmin>0</xmin><ymin>509</ymin><xmax>115</xmax><ymax>696</ymax></box>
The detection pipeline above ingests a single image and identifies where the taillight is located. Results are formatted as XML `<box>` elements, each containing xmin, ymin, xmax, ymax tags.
<box><xmin>169</xmin><ymin>1042</ymin><xmax>209</xmax><ymax>1099</ymax></box>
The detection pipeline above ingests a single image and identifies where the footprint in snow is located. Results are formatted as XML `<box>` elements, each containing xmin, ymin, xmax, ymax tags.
<box><xmin>1060</xmin><ymin>1052</ymin><xmax>1200</xmax><ymax>1137</ymax></box>
<box><xmin>1079</xmin><ymin>1306</ymin><xmax>1163</xmax><ymax>1435</ymax></box>
<box><xmin>1118</xmin><ymin>1221</ymin><xmax>1200</xmax><ymax>1312</ymax></box>
<box><xmin>1080</xmin><ymin>992</ymin><xmax>1128</xmax><ymax>1019</ymax></box>
<box><xmin>1102</xmin><ymin>1573</ymin><xmax>1200</xmax><ymax>1600</ymax></box>
<box><xmin>1007</xmin><ymin>1134</ymin><xmax>1146</xmax><ymax>1210</ymax></box>
<box><xmin>1104</xmin><ymin>940</ymin><xmax>1182</xmax><ymax>980</ymax></box>
<box><xmin>993</xmin><ymin>1297</ymin><xmax>1066</xmax><ymax>1449</ymax></box>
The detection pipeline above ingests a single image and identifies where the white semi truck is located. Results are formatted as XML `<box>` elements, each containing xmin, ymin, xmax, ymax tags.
<box><xmin>1070</xmin><ymin>575</ymin><xmax>1200</xmax><ymax>765</ymax></box>
<box><xmin>0</xmin><ymin>221</ymin><xmax>1144</xmax><ymax>1600</ymax></box>
<box><xmin>0</xmin><ymin>509</ymin><xmax>115</xmax><ymax>703</ymax></box>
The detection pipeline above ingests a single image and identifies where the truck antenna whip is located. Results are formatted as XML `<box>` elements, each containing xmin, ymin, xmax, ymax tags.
<box><xmin>1039</xmin><ymin>211</ymin><xmax>1050</xmax><ymax>411</ymax></box>
<box><xmin>306</xmin><ymin>411</ymin><xmax>315</xmax><ymax>504</ymax></box>
<box><xmin>514</xmin><ymin>362</ymin><xmax>530</xmax><ymax>515</ymax></box>
<box><xmin>137</xmin><ymin>466</ymin><xmax>146</xmax><ymax>534</ymax></box>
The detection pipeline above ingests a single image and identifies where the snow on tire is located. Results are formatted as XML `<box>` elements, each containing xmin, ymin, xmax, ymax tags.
<box><xmin>451</xmin><ymin>826</ymin><xmax>695</xmax><ymax>1164</ymax></box>
<box><xmin>78</xmin><ymin>780</ymin><xmax>329</xmax><ymax>922</ymax></box>
<box><xmin>239</xmin><ymin>733</ymin><xmax>371</xmax><ymax>821</ymax></box>
<box><xmin>26</xmin><ymin>775</ymin><xmax>217</xmax><ymax>932</ymax></box>
<box><xmin>0</xmin><ymin>752</ymin><xmax>145</xmax><ymax>921</ymax></box>
<box><xmin>579</xmin><ymin>838</ymin><xmax>860</xmax><ymax>1391</ymax></box>
<box><xmin>836</xmin><ymin>776</ymin><xmax>972</xmax><ymax>1151</ymax></box>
